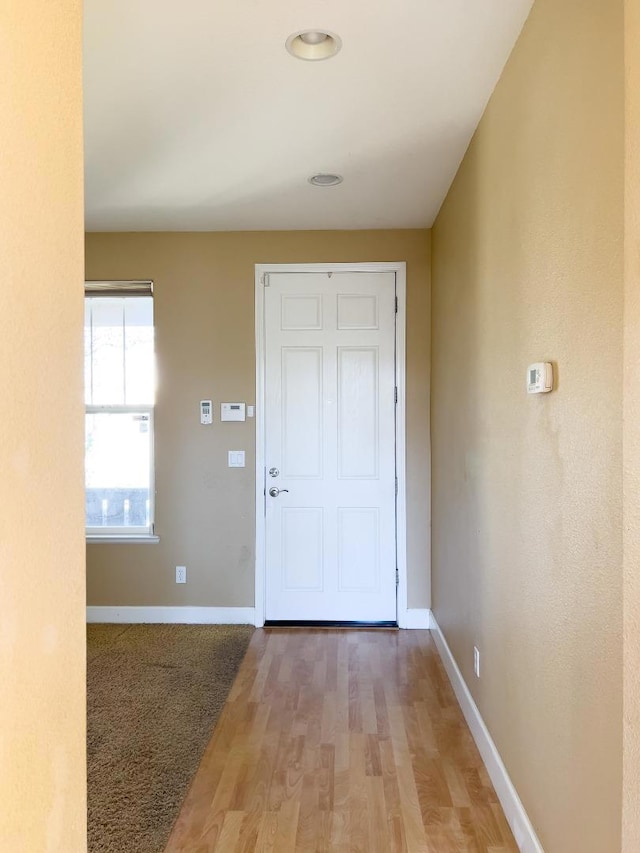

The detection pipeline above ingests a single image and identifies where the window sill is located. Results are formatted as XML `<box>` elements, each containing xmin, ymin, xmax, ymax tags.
<box><xmin>86</xmin><ymin>535</ymin><xmax>160</xmax><ymax>544</ymax></box>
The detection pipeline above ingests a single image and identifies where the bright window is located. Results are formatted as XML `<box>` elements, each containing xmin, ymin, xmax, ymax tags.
<box><xmin>84</xmin><ymin>283</ymin><xmax>155</xmax><ymax>537</ymax></box>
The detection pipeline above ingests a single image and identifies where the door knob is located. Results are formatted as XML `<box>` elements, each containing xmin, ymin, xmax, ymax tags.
<box><xmin>269</xmin><ymin>487</ymin><xmax>289</xmax><ymax>497</ymax></box>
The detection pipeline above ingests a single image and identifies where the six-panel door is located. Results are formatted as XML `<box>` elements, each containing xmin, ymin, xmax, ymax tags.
<box><xmin>264</xmin><ymin>271</ymin><xmax>397</xmax><ymax>622</ymax></box>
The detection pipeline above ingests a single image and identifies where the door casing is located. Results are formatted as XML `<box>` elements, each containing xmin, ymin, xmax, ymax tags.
<box><xmin>254</xmin><ymin>262</ymin><xmax>408</xmax><ymax>627</ymax></box>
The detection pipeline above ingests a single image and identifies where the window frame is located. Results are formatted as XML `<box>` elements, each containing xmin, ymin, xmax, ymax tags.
<box><xmin>84</xmin><ymin>281</ymin><xmax>157</xmax><ymax>542</ymax></box>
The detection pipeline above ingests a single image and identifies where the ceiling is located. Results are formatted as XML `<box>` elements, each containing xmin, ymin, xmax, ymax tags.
<box><xmin>83</xmin><ymin>0</ymin><xmax>534</xmax><ymax>232</ymax></box>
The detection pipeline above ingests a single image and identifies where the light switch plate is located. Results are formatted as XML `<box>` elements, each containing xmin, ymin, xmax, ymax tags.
<box><xmin>228</xmin><ymin>450</ymin><xmax>245</xmax><ymax>468</ymax></box>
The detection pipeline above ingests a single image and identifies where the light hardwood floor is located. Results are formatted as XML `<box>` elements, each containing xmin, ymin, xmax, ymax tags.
<box><xmin>164</xmin><ymin>629</ymin><xmax>518</xmax><ymax>852</ymax></box>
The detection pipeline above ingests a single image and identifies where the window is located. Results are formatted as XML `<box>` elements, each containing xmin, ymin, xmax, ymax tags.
<box><xmin>84</xmin><ymin>281</ymin><xmax>155</xmax><ymax>538</ymax></box>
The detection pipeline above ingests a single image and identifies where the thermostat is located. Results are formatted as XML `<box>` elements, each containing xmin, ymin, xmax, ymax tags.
<box><xmin>527</xmin><ymin>363</ymin><xmax>553</xmax><ymax>394</ymax></box>
<box><xmin>200</xmin><ymin>400</ymin><xmax>213</xmax><ymax>424</ymax></box>
<box><xmin>221</xmin><ymin>402</ymin><xmax>246</xmax><ymax>422</ymax></box>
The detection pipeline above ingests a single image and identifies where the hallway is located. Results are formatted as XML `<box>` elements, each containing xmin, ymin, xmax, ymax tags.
<box><xmin>165</xmin><ymin>629</ymin><xmax>517</xmax><ymax>852</ymax></box>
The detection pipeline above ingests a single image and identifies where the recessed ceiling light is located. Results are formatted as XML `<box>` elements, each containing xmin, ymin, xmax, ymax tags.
<box><xmin>308</xmin><ymin>173</ymin><xmax>343</xmax><ymax>187</ymax></box>
<box><xmin>286</xmin><ymin>30</ymin><xmax>342</xmax><ymax>61</ymax></box>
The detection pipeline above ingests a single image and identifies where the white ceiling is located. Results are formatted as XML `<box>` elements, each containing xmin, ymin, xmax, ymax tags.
<box><xmin>83</xmin><ymin>0</ymin><xmax>534</xmax><ymax>232</ymax></box>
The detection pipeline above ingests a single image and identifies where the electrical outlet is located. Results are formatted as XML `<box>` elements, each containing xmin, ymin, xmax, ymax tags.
<box><xmin>175</xmin><ymin>565</ymin><xmax>187</xmax><ymax>584</ymax></box>
<box><xmin>473</xmin><ymin>646</ymin><xmax>480</xmax><ymax>678</ymax></box>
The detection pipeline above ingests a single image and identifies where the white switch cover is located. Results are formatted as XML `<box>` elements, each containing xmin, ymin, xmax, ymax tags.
<box><xmin>228</xmin><ymin>450</ymin><xmax>245</xmax><ymax>468</ymax></box>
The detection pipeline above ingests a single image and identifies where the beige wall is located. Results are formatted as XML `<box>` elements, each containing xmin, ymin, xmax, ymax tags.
<box><xmin>0</xmin><ymin>2</ymin><xmax>86</xmax><ymax>851</ymax></box>
<box><xmin>85</xmin><ymin>230</ymin><xmax>431</xmax><ymax>611</ymax></box>
<box><xmin>431</xmin><ymin>0</ymin><xmax>623</xmax><ymax>850</ymax></box>
<box><xmin>623</xmin><ymin>0</ymin><xmax>640</xmax><ymax>847</ymax></box>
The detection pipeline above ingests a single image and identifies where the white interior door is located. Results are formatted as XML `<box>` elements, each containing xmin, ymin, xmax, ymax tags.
<box><xmin>263</xmin><ymin>270</ymin><xmax>397</xmax><ymax>622</ymax></box>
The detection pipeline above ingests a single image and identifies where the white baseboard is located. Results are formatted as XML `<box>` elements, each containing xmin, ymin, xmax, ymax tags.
<box><xmin>401</xmin><ymin>608</ymin><xmax>433</xmax><ymax>629</ymax></box>
<box><xmin>86</xmin><ymin>606</ymin><xmax>256</xmax><ymax>625</ymax></box>
<box><xmin>430</xmin><ymin>616</ymin><xmax>544</xmax><ymax>853</ymax></box>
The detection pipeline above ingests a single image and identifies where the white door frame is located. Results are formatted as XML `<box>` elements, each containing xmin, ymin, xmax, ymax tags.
<box><xmin>254</xmin><ymin>262</ymin><xmax>408</xmax><ymax>628</ymax></box>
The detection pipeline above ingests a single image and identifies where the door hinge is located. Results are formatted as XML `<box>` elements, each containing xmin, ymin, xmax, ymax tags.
<box><xmin>261</xmin><ymin>273</ymin><xmax>270</xmax><ymax>287</ymax></box>
<box><xmin>395</xmin><ymin>296</ymin><xmax>398</xmax><ymax>314</ymax></box>
<box><xmin>395</xmin><ymin>476</ymin><xmax>398</xmax><ymax>496</ymax></box>
<box><xmin>394</xmin><ymin>386</ymin><xmax>398</xmax><ymax>405</ymax></box>
<box><xmin>395</xmin><ymin>567</ymin><xmax>400</xmax><ymax>586</ymax></box>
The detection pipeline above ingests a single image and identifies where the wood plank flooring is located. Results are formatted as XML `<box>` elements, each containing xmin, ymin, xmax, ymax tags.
<box><xmin>164</xmin><ymin>629</ymin><xmax>518</xmax><ymax>852</ymax></box>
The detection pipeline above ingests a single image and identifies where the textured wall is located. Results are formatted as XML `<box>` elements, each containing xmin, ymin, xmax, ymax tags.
<box><xmin>85</xmin><ymin>230</ymin><xmax>431</xmax><ymax>610</ymax></box>
<box><xmin>623</xmin><ymin>0</ymin><xmax>640</xmax><ymax>847</ymax></box>
<box><xmin>431</xmin><ymin>0</ymin><xmax>623</xmax><ymax>850</ymax></box>
<box><xmin>0</xmin><ymin>2</ymin><xmax>86</xmax><ymax>850</ymax></box>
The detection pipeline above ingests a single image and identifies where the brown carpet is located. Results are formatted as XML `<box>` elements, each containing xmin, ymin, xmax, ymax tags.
<box><xmin>87</xmin><ymin>623</ymin><xmax>254</xmax><ymax>853</ymax></box>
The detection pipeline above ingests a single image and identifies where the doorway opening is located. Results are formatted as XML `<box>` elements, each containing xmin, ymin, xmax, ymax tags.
<box><xmin>254</xmin><ymin>263</ymin><xmax>407</xmax><ymax>627</ymax></box>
